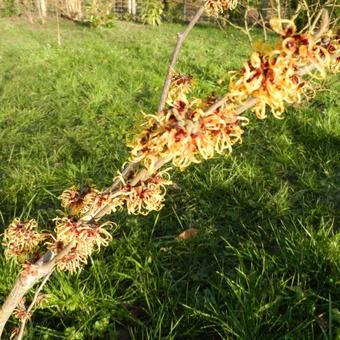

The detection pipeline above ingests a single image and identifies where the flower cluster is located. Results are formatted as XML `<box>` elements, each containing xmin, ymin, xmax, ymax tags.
<box><xmin>60</xmin><ymin>185</ymin><xmax>99</xmax><ymax>216</ymax></box>
<box><xmin>2</xmin><ymin>219</ymin><xmax>45</xmax><ymax>260</ymax></box>
<box><xmin>121</xmin><ymin>170</ymin><xmax>172</xmax><ymax>215</ymax></box>
<box><xmin>53</xmin><ymin>170</ymin><xmax>172</xmax><ymax>272</ymax></box>
<box><xmin>228</xmin><ymin>20</ymin><xmax>339</xmax><ymax>119</ymax></box>
<box><xmin>129</xmin><ymin>93</ymin><xmax>246</xmax><ymax>172</ymax></box>
<box><xmin>167</xmin><ymin>73</ymin><xmax>192</xmax><ymax>106</ymax></box>
<box><xmin>320</xmin><ymin>30</ymin><xmax>340</xmax><ymax>74</ymax></box>
<box><xmin>50</xmin><ymin>218</ymin><xmax>113</xmax><ymax>273</ymax></box>
<box><xmin>127</xmin><ymin>19</ymin><xmax>338</xmax><ymax>221</ymax></box>
<box><xmin>13</xmin><ymin>298</ymin><xmax>30</xmax><ymax>321</ymax></box>
<box><xmin>204</xmin><ymin>0</ymin><xmax>238</xmax><ymax>17</ymax></box>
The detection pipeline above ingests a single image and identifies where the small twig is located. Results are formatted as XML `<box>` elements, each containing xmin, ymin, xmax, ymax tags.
<box><xmin>158</xmin><ymin>4</ymin><xmax>206</xmax><ymax>112</ymax></box>
<box><xmin>16</xmin><ymin>271</ymin><xmax>53</xmax><ymax>340</ymax></box>
<box><xmin>219</xmin><ymin>16</ymin><xmax>251</xmax><ymax>42</ymax></box>
<box><xmin>259</xmin><ymin>11</ymin><xmax>268</xmax><ymax>41</ymax></box>
<box><xmin>243</xmin><ymin>6</ymin><xmax>253</xmax><ymax>43</ymax></box>
<box><xmin>312</xmin><ymin>9</ymin><xmax>329</xmax><ymax>40</ymax></box>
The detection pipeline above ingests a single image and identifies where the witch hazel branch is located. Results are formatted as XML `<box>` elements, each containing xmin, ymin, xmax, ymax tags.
<box><xmin>0</xmin><ymin>2</ymin><xmax>238</xmax><ymax>337</ymax></box>
<box><xmin>1</xmin><ymin>1</ymin><xmax>339</xmax><ymax>338</ymax></box>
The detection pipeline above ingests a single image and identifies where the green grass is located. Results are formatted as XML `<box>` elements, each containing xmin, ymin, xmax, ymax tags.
<box><xmin>0</xmin><ymin>17</ymin><xmax>339</xmax><ymax>339</ymax></box>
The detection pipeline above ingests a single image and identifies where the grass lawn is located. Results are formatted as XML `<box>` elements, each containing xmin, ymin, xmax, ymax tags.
<box><xmin>0</xmin><ymin>17</ymin><xmax>339</xmax><ymax>339</ymax></box>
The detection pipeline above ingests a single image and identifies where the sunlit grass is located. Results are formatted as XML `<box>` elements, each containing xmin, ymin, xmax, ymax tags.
<box><xmin>0</xmin><ymin>17</ymin><xmax>339</xmax><ymax>339</ymax></box>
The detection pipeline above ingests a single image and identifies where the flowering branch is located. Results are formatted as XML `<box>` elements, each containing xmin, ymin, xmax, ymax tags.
<box><xmin>158</xmin><ymin>0</ymin><xmax>239</xmax><ymax>112</ymax></box>
<box><xmin>0</xmin><ymin>4</ymin><xmax>338</xmax><ymax>338</ymax></box>
<box><xmin>0</xmin><ymin>243</ymin><xmax>74</xmax><ymax>336</ymax></box>
<box><xmin>0</xmin><ymin>1</ymin><xmax>240</xmax><ymax>337</ymax></box>
<box><xmin>158</xmin><ymin>4</ymin><xmax>205</xmax><ymax>112</ymax></box>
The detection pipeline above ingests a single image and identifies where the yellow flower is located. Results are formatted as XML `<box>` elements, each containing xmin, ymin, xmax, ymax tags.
<box><xmin>228</xmin><ymin>21</ymin><xmax>339</xmax><ymax>119</ymax></box>
<box><xmin>2</xmin><ymin>218</ymin><xmax>45</xmax><ymax>260</ymax></box>
<box><xmin>122</xmin><ymin>170</ymin><xmax>172</xmax><ymax>215</ymax></box>
<box><xmin>204</xmin><ymin>0</ymin><xmax>238</xmax><ymax>17</ymax></box>
<box><xmin>129</xmin><ymin>97</ymin><xmax>246</xmax><ymax>172</ymax></box>
<box><xmin>50</xmin><ymin>218</ymin><xmax>114</xmax><ymax>273</ymax></box>
<box><xmin>166</xmin><ymin>73</ymin><xmax>193</xmax><ymax>106</ymax></box>
<box><xmin>59</xmin><ymin>185</ymin><xmax>99</xmax><ymax>216</ymax></box>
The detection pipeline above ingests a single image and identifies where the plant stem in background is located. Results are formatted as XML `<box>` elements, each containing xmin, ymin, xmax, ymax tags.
<box><xmin>56</xmin><ymin>10</ymin><xmax>61</xmax><ymax>47</ymax></box>
<box><xmin>16</xmin><ymin>271</ymin><xmax>53</xmax><ymax>340</ymax></box>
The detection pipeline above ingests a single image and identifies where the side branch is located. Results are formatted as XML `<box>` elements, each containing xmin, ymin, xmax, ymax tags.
<box><xmin>17</xmin><ymin>271</ymin><xmax>53</xmax><ymax>340</ymax></box>
<box><xmin>158</xmin><ymin>5</ymin><xmax>206</xmax><ymax>112</ymax></box>
<box><xmin>312</xmin><ymin>9</ymin><xmax>329</xmax><ymax>41</ymax></box>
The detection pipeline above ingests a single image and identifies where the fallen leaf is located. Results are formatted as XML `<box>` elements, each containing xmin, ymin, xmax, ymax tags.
<box><xmin>176</xmin><ymin>228</ymin><xmax>199</xmax><ymax>240</ymax></box>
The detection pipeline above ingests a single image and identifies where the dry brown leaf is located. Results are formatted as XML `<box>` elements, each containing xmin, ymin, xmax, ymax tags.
<box><xmin>176</xmin><ymin>228</ymin><xmax>199</xmax><ymax>240</ymax></box>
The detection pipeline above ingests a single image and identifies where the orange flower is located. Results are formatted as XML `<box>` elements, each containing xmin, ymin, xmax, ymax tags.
<box><xmin>81</xmin><ymin>190</ymin><xmax>125</xmax><ymax>222</ymax></box>
<box><xmin>60</xmin><ymin>184</ymin><xmax>127</xmax><ymax>222</ymax></box>
<box><xmin>53</xmin><ymin>218</ymin><xmax>112</xmax><ymax>247</ymax></box>
<box><xmin>51</xmin><ymin>243</ymin><xmax>89</xmax><ymax>274</ymax></box>
<box><xmin>13</xmin><ymin>298</ymin><xmax>30</xmax><ymax>321</ymax></box>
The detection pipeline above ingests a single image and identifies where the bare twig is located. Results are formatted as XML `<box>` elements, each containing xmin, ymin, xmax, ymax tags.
<box><xmin>243</xmin><ymin>6</ymin><xmax>253</xmax><ymax>43</ymax></box>
<box><xmin>259</xmin><ymin>11</ymin><xmax>268</xmax><ymax>41</ymax></box>
<box><xmin>312</xmin><ymin>9</ymin><xmax>329</xmax><ymax>40</ymax></box>
<box><xmin>16</xmin><ymin>271</ymin><xmax>53</xmax><ymax>340</ymax></box>
<box><xmin>158</xmin><ymin>4</ymin><xmax>206</xmax><ymax>112</ymax></box>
